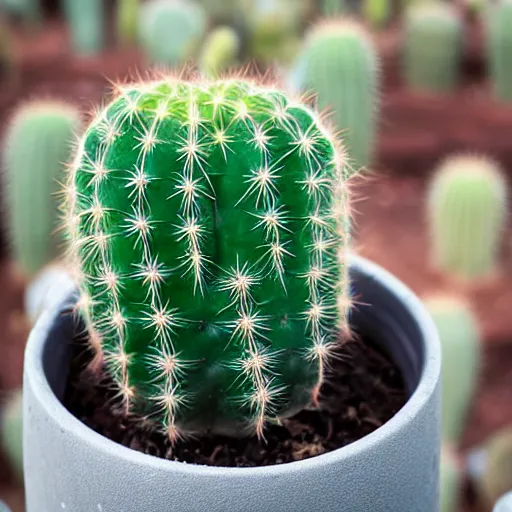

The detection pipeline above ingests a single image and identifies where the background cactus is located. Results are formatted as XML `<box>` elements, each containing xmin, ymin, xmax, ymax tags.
<box><xmin>321</xmin><ymin>0</ymin><xmax>346</xmax><ymax>16</ymax></box>
<box><xmin>486</xmin><ymin>0</ymin><xmax>512</xmax><ymax>102</ymax></box>
<box><xmin>495</xmin><ymin>491</ymin><xmax>512</xmax><ymax>512</ymax></box>
<box><xmin>63</xmin><ymin>0</ymin><xmax>104</xmax><ymax>55</ymax></box>
<box><xmin>424</xmin><ymin>295</ymin><xmax>481</xmax><ymax>445</ymax></box>
<box><xmin>290</xmin><ymin>20</ymin><xmax>379</xmax><ymax>172</ymax></box>
<box><xmin>0</xmin><ymin>389</ymin><xmax>23</xmax><ymax>481</ymax></box>
<box><xmin>427</xmin><ymin>155</ymin><xmax>507</xmax><ymax>281</ymax></box>
<box><xmin>403</xmin><ymin>2</ymin><xmax>463</xmax><ymax>93</ymax></box>
<box><xmin>65</xmin><ymin>78</ymin><xmax>352</xmax><ymax>441</ymax></box>
<box><xmin>363</xmin><ymin>0</ymin><xmax>390</xmax><ymax>29</ymax></box>
<box><xmin>2</xmin><ymin>101</ymin><xmax>80</xmax><ymax>277</ymax></box>
<box><xmin>116</xmin><ymin>0</ymin><xmax>139</xmax><ymax>46</ymax></box>
<box><xmin>199</xmin><ymin>27</ymin><xmax>240</xmax><ymax>79</ymax></box>
<box><xmin>440</xmin><ymin>445</ymin><xmax>462</xmax><ymax>512</ymax></box>
<box><xmin>138</xmin><ymin>0</ymin><xmax>207</xmax><ymax>68</ymax></box>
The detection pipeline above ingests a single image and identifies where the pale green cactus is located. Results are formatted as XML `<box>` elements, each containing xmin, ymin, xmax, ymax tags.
<box><xmin>63</xmin><ymin>0</ymin><xmax>104</xmax><ymax>55</ymax></box>
<box><xmin>116</xmin><ymin>0</ymin><xmax>139</xmax><ymax>45</ymax></box>
<box><xmin>428</xmin><ymin>155</ymin><xmax>507</xmax><ymax>281</ymax></box>
<box><xmin>199</xmin><ymin>27</ymin><xmax>240</xmax><ymax>78</ymax></box>
<box><xmin>322</xmin><ymin>0</ymin><xmax>346</xmax><ymax>16</ymax></box>
<box><xmin>64</xmin><ymin>77</ymin><xmax>354</xmax><ymax>442</ymax></box>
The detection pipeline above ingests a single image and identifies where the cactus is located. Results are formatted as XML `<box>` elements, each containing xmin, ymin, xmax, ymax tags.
<box><xmin>403</xmin><ymin>2</ymin><xmax>463</xmax><ymax>93</ymax></box>
<box><xmin>0</xmin><ymin>389</ymin><xmax>23</xmax><ymax>481</ymax></box>
<box><xmin>290</xmin><ymin>20</ymin><xmax>379</xmax><ymax>172</ymax></box>
<box><xmin>440</xmin><ymin>445</ymin><xmax>462</xmax><ymax>512</ymax></box>
<box><xmin>495</xmin><ymin>491</ymin><xmax>512</xmax><ymax>512</ymax></box>
<box><xmin>63</xmin><ymin>0</ymin><xmax>104</xmax><ymax>55</ymax></box>
<box><xmin>138</xmin><ymin>0</ymin><xmax>207</xmax><ymax>68</ymax></box>
<box><xmin>486</xmin><ymin>0</ymin><xmax>512</xmax><ymax>102</ymax></box>
<box><xmin>2</xmin><ymin>101</ymin><xmax>80</xmax><ymax>277</ymax></box>
<box><xmin>64</xmin><ymin>77</ymin><xmax>353</xmax><ymax>441</ymax></box>
<box><xmin>322</xmin><ymin>0</ymin><xmax>346</xmax><ymax>16</ymax></box>
<box><xmin>427</xmin><ymin>155</ymin><xmax>507</xmax><ymax>281</ymax></box>
<box><xmin>424</xmin><ymin>295</ymin><xmax>481</xmax><ymax>445</ymax></box>
<box><xmin>479</xmin><ymin>428</ymin><xmax>512</xmax><ymax>508</ymax></box>
<box><xmin>0</xmin><ymin>0</ymin><xmax>40</xmax><ymax>24</ymax></box>
<box><xmin>199</xmin><ymin>27</ymin><xmax>240</xmax><ymax>79</ymax></box>
<box><xmin>116</xmin><ymin>0</ymin><xmax>139</xmax><ymax>46</ymax></box>
<box><xmin>363</xmin><ymin>0</ymin><xmax>390</xmax><ymax>29</ymax></box>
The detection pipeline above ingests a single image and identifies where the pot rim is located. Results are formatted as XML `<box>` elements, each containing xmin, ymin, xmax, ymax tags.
<box><xmin>24</xmin><ymin>254</ymin><xmax>440</xmax><ymax>476</ymax></box>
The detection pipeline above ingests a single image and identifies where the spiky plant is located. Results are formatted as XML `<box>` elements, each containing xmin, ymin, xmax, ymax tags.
<box><xmin>424</xmin><ymin>295</ymin><xmax>481</xmax><ymax>445</ymax></box>
<box><xmin>1</xmin><ymin>389</ymin><xmax>23</xmax><ymax>481</ymax></box>
<box><xmin>138</xmin><ymin>0</ymin><xmax>207</xmax><ymax>68</ymax></box>
<box><xmin>440</xmin><ymin>445</ymin><xmax>462</xmax><ymax>512</ymax></box>
<box><xmin>428</xmin><ymin>155</ymin><xmax>507</xmax><ymax>281</ymax></box>
<box><xmin>64</xmin><ymin>77</ymin><xmax>353</xmax><ymax>441</ymax></box>
<box><xmin>494</xmin><ymin>491</ymin><xmax>512</xmax><ymax>512</ymax></box>
<box><xmin>63</xmin><ymin>0</ymin><xmax>104</xmax><ymax>55</ymax></box>
<box><xmin>486</xmin><ymin>0</ymin><xmax>512</xmax><ymax>102</ymax></box>
<box><xmin>290</xmin><ymin>20</ymin><xmax>379</xmax><ymax>172</ymax></box>
<box><xmin>116</xmin><ymin>0</ymin><xmax>139</xmax><ymax>46</ymax></box>
<box><xmin>2</xmin><ymin>101</ymin><xmax>80</xmax><ymax>277</ymax></box>
<box><xmin>403</xmin><ymin>2</ymin><xmax>463</xmax><ymax>93</ymax></box>
<box><xmin>199</xmin><ymin>27</ymin><xmax>240</xmax><ymax>79</ymax></box>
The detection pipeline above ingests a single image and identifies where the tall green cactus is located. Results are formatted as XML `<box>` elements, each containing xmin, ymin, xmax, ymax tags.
<box><xmin>486</xmin><ymin>0</ymin><xmax>512</xmax><ymax>102</ymax></box>
<box><xmin>403</xmin><ymin>2</ymin><xmax>463</xmax><ymax>93</ymax></box>
<box><xmin>440</xmin><ymin>446</ymin><xmax>462</xmax><ymax>512</ymax></box>
<box><xmin>116</xmin><ymin>0</ymin><xmax>139</xmax><ymax>46</ymax></box>
<box><xmin>2</xmin><ymin>101</ymin><xmax>80</xmax><ymax>277</ymax></box>
<box><xmin>199</xmin><ymin>27</ymin><xmax>240</xmax><ymax>78</ymax></box>
<box><xmin>138</xmin><ymin>0</ymin><xmax>207</xmax><ymax>68</ymax></box>
<box><xmin>290</xmin><ymin>20</ymin><xmax>379</xmax><ymax>172</ymax></box>
<box><xmin>0</xmin><ymin>389</ymin><xmax>23</xmax><ymax>481</ymax></box>
<box><xmin>424</xmin><ymin>295</ymin><xmax>481</xmax><ymax>445</ymax></box>
<box><xmin>63</xmin><ymin>0</ymin><xmax>104</xmax><ymax>55</ymax></box>
<box><xmin>428</xmin><ymin>155</ymin><xmax>507</xmax><ymax>281</ymax></box>
<box><xmin>65</xmin><ymin>78</ymin><xmax>353</xmax><ymax>441</ymax></box>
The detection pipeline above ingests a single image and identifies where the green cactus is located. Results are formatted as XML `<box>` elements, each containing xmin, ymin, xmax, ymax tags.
<box><xmin>116</xmin><ymin>0</ymin><xmax>139</xmax><ymax>46</ymax></box>
<box><xmin>403</xmin><ymin>2</ymin><xmax>463</xmax><ymax>93</ymax></box>
<box><xmin>63</xmin><ymin>0</ymin><xmax>104</xmax><ymax>55</ymax></box>
<box><xmin>199</xmin><ymin>27</ymin><xmax>240</xmax><ymax>79</ymax></box>
<box><xmin>363</xmin><ymin>0</ymin><xmax>390</xmax><ymax>29</ymax></box>
<box><xmin>2</xmin><ymin>101</ymin><xmax>80</xmax><ymax>277</ymax></box>
<box><xmin>486</xmin><ymin>0</ymin><xmax>512</xmax><ymax>102</ymax></box>
<box><xmin>321</xmin><ymin>0</ymin><xmax>346</xmax><ymax>16</ymax></box>
<box><xmin>428</xmin><ymin>155</ymin><xmax>507</xmax><ymax>281</ymax></box>
<box><xmin>290</xmin><ymin>20</ymin><xmax>379</xmax><ymax>172</ymax></box>
<box><xmin>1</xmin><ymin>389</ymin><xmax>23</xmax><ymax>481</ymax></box>
<box><xmin>65</xmin><ymin>78</ymin><xmax>353</xmax><ymax>441</ymax></box>
<box><xmin>138</xmin><ymin>0</ymin><xmax>207</xmax><ymax>68</ymax></box>
<box><xmin>440</xmin><ymin>446</ymin><xmax>462</xmax><ymax>512</ymax></box>
<box><xmin>495</xmin><ymin>491</ymin><xmax>512</xmax><ymax>512</ymax></box>
<box><xmin>424</xmin><ymin>295</ymin><xmax>481</xmax><ymax>445</ymax></box>
<box><xmin>479</xmin><ymin>429</ymin><xmax>512</xmax><ymax>508</ymax></box>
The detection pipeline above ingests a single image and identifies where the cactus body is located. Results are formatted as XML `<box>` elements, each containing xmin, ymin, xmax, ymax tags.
<box><xmin>403</xmin><ymin>2</ymin><xmax>463</xmax><ymax>93</ymax></box>
<box><xmin>2</xmin><ymin>101</ymin><xmax>80</xmax><ymax>277</ymax></box>
<box><xmin>63</xmin><ymin>0</ymin><xmax>104</xmax><ymax>55</ymax></box>
<box><xmin>363</xmin><ymin>0</ymin><xmax>390</xmax><ymax>29</ymax></box>
<box><xmin>138</xmin><ymin>0</ymin><xmax>207</xmax><ymax>68</ymax></box>
<box><xmin>117</xmin><ymin>0</ymin><xmax>139</xmax><ymax>45</ymax></box>
<box><xmin>428</xmin><ymin>156</ymin><xmax>507</xmax><ymax>281</ymax></box>
<box><xmin>486</xmin><ymin>0</ymin><xmax>512</xmax><ymax>102</ymax></box>
<box><xmin>200</xmin><ymin>27</ymin><xmax>240</xmax><ymax>78</ymax></box>
<box><xmin>495</xmin><ymin>491</ymin><xmax>512</xmax><ymax>512</ymax></box>
<box><xmin>66</xmin><ymin>78</ymin><xmax>352</xmax><ymax>441</ymax></box>
<box><xmin>291</xmin><ymin>21</ymin><xmax>379</xmax><ymax>172</ymax></box>
<box><xmin>0</xmin><ymin>389</ymin><xmax>23</xmax><ymax>481</ymax></box>
<box><xmin>441</xmin><ymin>446</ymin><xmax>462</xmax><ymax>512</ymax></box>
<box><xmin>424</xmin><ymin>296</ymin><xmax>480</xmax><ymax>445</ymax></box>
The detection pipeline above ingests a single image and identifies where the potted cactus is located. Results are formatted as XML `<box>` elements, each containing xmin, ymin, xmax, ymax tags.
<box><xmin>23</xmin><ymin>77</ymin><xmax>441</xmax><ymax>511</ymax></box>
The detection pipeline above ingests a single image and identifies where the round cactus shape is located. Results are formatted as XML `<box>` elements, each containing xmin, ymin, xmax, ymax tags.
<box><xmin>66</xmin><ymin>78</ymin><xmax>352</xmax><ymax>441</ymax></box>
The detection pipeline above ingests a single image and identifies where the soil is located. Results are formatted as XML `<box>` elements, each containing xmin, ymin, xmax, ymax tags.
<box><xmin>64</xmin><ymin>331</ymin><xmax>405</xmax><ymax>467</ymax></box>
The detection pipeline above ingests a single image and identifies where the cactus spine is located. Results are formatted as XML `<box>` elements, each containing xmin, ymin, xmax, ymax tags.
<box><xmin>440</xmin><ymin>446</ymin><xmax>462</xmax><ymax>512</ymax></box>
<box><xmin>428</xmin><ymin>155</ymin><xmax>507</xmax><ymax>281</ymax></box>
<box><xmin>117</xmin><ymin>0</ymin><xmax>139</xmax><ymax>46</ymax></box>
<box><xmin>486</xmin><ymin>0</ymin><xmax>512</xmax><ymax>102</ymax></box>
<box><xmin>63</xmin><ymin>0</ymin><xmax>104</xmax><ymax>55</ymax></box>
<box><xmin>138</xmin><ymin>0</ymin><xmax>207</xmax><ymax>68</ymax></box>
<box><xmin>2</xmin><ymin>101</ymin><xmax>80</xmax><ymax>277</ymax></box>
<box><xmin>291</xmin><ymin>20</ymin><xmax>379</xmax><ymax>172</ymax></box>
<box><xmin>199</xmin><ymin>27</ymin><xmax>240</xmax><ymax>79</ymax></box>
<box><xmin>403</xmin><ymin>2</ymin><xmax>463</xmax><ymax>93</ymax></box>
<box><xmin>495</xmin><ymin>491</ymin><xmax>512</xmax><ymax>512</ymax></box>
<box><xmin>1</xmin><ymin>389</ymin><xmax>23</xmax><ymax>481</ymax></box>
<box><xmin>65</xmin><ymin>77</ymin><xmax>353</xmax><ymax>441</ymax></box>
<box><xmin>424</xmin><ymin>295</ymin><xmax>481</xmax><ymax>445</ymax></box>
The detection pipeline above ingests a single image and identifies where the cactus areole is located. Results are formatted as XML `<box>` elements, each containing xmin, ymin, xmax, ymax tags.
<box><xmin>66</xmin><ymin>78</ymin><xmax>352</xmax><ymax>442</ymax></box>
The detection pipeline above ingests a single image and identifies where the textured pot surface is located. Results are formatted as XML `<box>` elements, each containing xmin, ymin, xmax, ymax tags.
<box><xmin>23</xmin><ymin>255</ymin><xmax>441</xmax><ymax>512</ymax></box>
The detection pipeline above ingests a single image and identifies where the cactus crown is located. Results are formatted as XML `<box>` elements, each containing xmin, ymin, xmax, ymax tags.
<box><xmin>65</xmin><ymin>77</ymin><xmax>353</xmax><ymax>441</ymax></box>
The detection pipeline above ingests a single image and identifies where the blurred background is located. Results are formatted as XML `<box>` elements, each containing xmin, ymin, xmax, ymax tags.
<box><xmin>0</xmin><ymin>0</ymin><xmax>512</xmax><ymax>510</ymax></box>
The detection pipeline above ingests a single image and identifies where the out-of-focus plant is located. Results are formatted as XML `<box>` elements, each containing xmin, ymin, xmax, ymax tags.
<box><xmin>199</xmin><ymin>26</ymin><xmax>240</xmax><ymax>78</ymax></box>
<box><xmin>63</xmin><ymin>0</ymin><xmax>104</xmax><ymax>55</ymax></box>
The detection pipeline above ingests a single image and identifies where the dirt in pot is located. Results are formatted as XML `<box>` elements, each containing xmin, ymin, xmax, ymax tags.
<box><xmin>64</xmin><ymin>333</ymin><xmax>406</xmax><ymax>467</ymax></box>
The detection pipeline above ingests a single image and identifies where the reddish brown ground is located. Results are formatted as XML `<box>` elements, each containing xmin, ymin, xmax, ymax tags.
<box><xmin>0</xmin><ymin>18</ymin><xmax>511</xmax><ymax>512</ymax></box>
